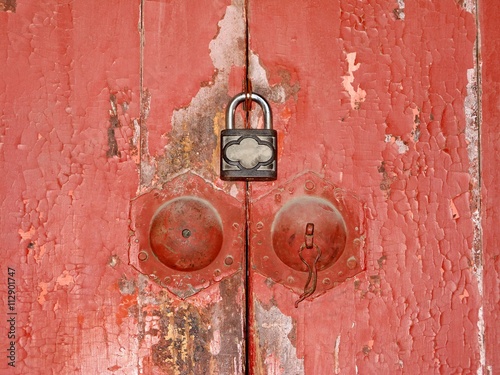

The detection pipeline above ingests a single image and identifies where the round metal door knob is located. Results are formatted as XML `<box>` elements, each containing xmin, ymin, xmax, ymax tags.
<box><xmin>149</xmin><ymin>197</ymin><xmax>223</xmax><ymax>271</ymax></box>
<box><xmin>271</xmin><ymin>196</ymin><xmax>347</xmax><ymax>272</ymax></box>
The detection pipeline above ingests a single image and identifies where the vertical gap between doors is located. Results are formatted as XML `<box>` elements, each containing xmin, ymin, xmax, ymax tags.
<box><xmin>473</xmin><ymin>0</ymin><xmax>485</xmax><ymax>370</ymax></box>
<box><xmin>139</xmin><ymin>0</ymin><xmax>145</xmax><ymax>187</ymax></box>
<box><xmin>244</xmin><ymin>1</ymin><xmax>252</xmax><ymax>374</ymax></box>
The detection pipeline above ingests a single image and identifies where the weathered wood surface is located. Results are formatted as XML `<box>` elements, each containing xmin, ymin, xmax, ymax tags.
<box><xmin>0</xmin><ymin>0</ymin><xmax>246</xmax><ymax>374</ymax></box>
<box><xmin>1</xmin><ymin>0</ymin><xmax>499</xmax><ymax>374</ymax></box>
<box><xmin>247</xmin><ymin>0</ymin><xmax>486</xmax><ymax>373</ymax></box>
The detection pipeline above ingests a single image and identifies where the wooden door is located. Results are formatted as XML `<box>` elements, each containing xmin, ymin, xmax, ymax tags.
<box><xmin>1</xmin><ymin>0</ymin><xmax>498</xmax><ymax>374</ymax></box>
<box><xmin>1</xmin><ymin>1</ymin><xmax>247</xmax><ymax>373</ymax></box>
<box><xmin>246</xmin><ymin>0</ymin><xmax>493</xmax><ymax>374</ymax></box>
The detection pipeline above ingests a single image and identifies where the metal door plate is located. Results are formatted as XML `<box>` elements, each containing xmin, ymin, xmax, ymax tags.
<box><xmin>129</xmin><ymin>172</ymin><xmax>245</xmax><ymax>299</ymax></box>
<box><xmin>251</xmin><ymin>172</ymin><xmax>367</xmax><ymax>299</ymax></box>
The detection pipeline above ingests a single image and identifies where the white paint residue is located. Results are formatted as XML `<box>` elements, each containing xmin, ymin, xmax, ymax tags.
<box><xmin>460</xmin><ymin>0</ymin><xmax>475</xmax><ymax>13</ymax></box>
<box><xmin>334</xmin><ymin>335</ymin><xmax>341</xmax><ymax>374</ymax></box>
<box><xmin>395</xmin><ymin>139</ymin><xmax>409</xmax><ymax>154</ymax></box>
<box><xmin>208</xmin><ymin>0</ymin><xmax>245</xmax><ymax>71</ymax></box>
<box><xmin>396</xmin><ymin>0</ymin><xmax>405</xmax><ymax>20</ymax></box>
<box><xmin>341</xmin><ymin>52</ymin><xmax>366</xmax><ymax>110</ymax></box>
<box><xmin>229</xmin><ymin>184</ymin><xmax>239</xmax><ymax>198</ymax></box>
<box><xmin>248</xmin><ymin>53</ymin><xmax>286</xmax><ymax>104</ymax></box>
<box><xmin>210</xmin><ymin>329</ymin><xmax>221</xmax><ymax>355</ymax></box>
<box><xmin>56</xmin><ymin>270</ymin><xmax>74</xmax><ymax>287</ymax></box>
<box><xmin>255</xmin><ymin>302</ymin><xmax>304</xmax><ymax>374</ymax></box>
<box><xmin>464</xmin><ymin>52</ymin><xmax>483</xmax><ymax>375</ymax></box>
<box><xmin>385</xmin><ymin>134</ymin><xmax>409</xmax><ymax>154</ymax></box>
<box><xmin>132</xmin><ymin>118</ymin><xmax>140</xmax><ymax>147</ymax></box>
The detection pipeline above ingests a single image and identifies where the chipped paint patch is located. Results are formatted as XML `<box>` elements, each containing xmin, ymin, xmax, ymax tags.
<box><xmin>254</xmin><ymin>301</ymin><xmax>304</xmax><ymax>374</ymax></box>
<box><xmin>247</xmin><ymin>53</ymin><xmax>301</xmax><ymax>131</ymax></box>
<box><xmin>107</xmin><ymin>94</ymin><xmax>121</xmax><ymax>158</ymax></box>
<box><xmin>248</xmin><ymin>54</ymin><xmax>286</xmax><ymax>105</ymax></box>
<box><xmin>411</xmin><ymin>107</ymin><xmax>421</xmax><ymax>142</ymax></box>
<box><xmin>210</xmin><ymin>329</ymin><xmax>221</xmax><ymax>355</ymax></box>
<box><xmin>229</xmin><ymin>183</ymin><xmax>239</xmax><ymax>198</ymax></box>
<box><xmin>108</xmin><ymin>254</ymin><xmax>120</xmax><ymax>268</ymax></box>
<box><xmin>141</xmin><ymin>0</ymin><xmax>246</xmax><ymax>185</ymax></box>
<box><xmin>459</xmin><ymin>0</ymin><xmax>476</xmax><ymax>13</ymax></box>
<box><xmin>136</xmin><ymin>273</ymin><xmax>244</xmax><ymax>374</ymax></box>
<box><xmin>18</xmin><ymin>226</ymin><xmax>36</xmax><ymax>241</ymax></box>
<box><xmin>37</xmin><ymin>282</ymin><xmax>49</xmax><ymax>305</ymax></box>
<box><xmin>33</xmin><ymin>244</ymin><xmax>47</xmax><ymax>264</ymax></box>
<box><xmin>385</xmin><ymin>134</ymin><xmax>409</xmax><ymax>154</ymax></box>
<box><xmin>394</xmin><ymin>0</ymin><xmax>405</xmax><ymax>20</ymax></box>
<box><xmin>342</xmin><ymin>52</ymin><xmax>366</xmax><ymax>110</ymax></box>
<box><xmin>450</xmin><ymin>199</ymin><xmax>460</xmax><ymax>220</ymax></box>
<box><xmin>0</xmin><ymin>0</ymin><xmax>15</xmax><ymax>12</ymax></box>
<box><xmin>334</xmin><ymin>335</ymin><xmax>341</xmax><ymax>374</ymax></box>
<box><xmin>377</xmin><ymin>161</ymin><xmax>396</xmax><ymax>198</ymax></box>
<box><xmin>55</xmin><ymin>270</ymin><xmax>74</xmax><ymax>287</ymax></box>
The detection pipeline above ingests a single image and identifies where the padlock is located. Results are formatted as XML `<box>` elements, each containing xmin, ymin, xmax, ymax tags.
<box><xmin>220</xmin><ymin>92</ymin><xmax>277</xmax><ymax>181</ymax></box>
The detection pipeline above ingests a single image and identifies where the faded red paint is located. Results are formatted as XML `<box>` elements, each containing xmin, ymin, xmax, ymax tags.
<box><xmin>1</xmin><ymin>0</ymin><xmax>248</xmax><ymax>373</ymax></box>
<box><xmin>248</xmin><ymin>0</ymin><xmax>483</xmax><ymax>373</ymax></box>
<box><xmin>0</xmin><ymin>1</ymin><xmax>142</xmax><ymax>373</ymax></box>
<box><xmin>1</xmin><ymin>0</ymin><xmax>498</xmax><ymax>374</ymax></box>
<box><xmin>139</xmin><ymin>0</ymin><xmax>248</xmax><ymax>196</ymax></box>
<box><xmin>137</xmin><ymin>0</ymin><xmax>247</xmax><ymax>373</ymax></box>
<box><xmin>480</xmin><ymin>0</ymin><xmax>500</xmax><ymax>372</ymax></box>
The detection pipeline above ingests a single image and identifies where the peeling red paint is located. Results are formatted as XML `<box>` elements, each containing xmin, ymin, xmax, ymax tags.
<box><xmin>480</xmin><ymin>0</ymin><xmax>500</xmax><ymax>372</ymax></box>
<box><xmin>0</xmin><ymin>0</ymin><xmax>15</xmax><ymax>12</ymax></box>
<box><xmin>139</xmin><ymin>0</ymin><xmax>248</xmax><ymax>197</ymax></box>
<box><xmin>248</xmin><ymin>0</ymin><xmax>483</xmax><ymax>373</ymax></box>
<box><xmin>1</xmin><ymin>1</ymin><xmax>141</xmax><ymax>373</ymax></box>
<box><xmin>0</xmin><ymin>0</ymin><xmax>498</xmax><ymax>374</ymax></box>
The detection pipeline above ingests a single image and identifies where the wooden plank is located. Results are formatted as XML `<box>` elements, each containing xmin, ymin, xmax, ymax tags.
<box><xmin>0</xmin><ymin>1</ymin><xmax>139</xmax><ymax>373</ymax></box>
<box><xmin>480</xmin><ymin>0</ymin><xmax>500</xmax><ymax>372</ymax></box>
<box><xmin>247</xmin><ymin>0</ymin><xmax>482</xmax><ymax>373</ymax></box>
<box><xmin>1</xmin><ymin>0</ymin><xmax>248</xmax><ymax>373</ymax></box>
<box><xmin>138</xmin><ymin>0</ymin><xmax>247</xmax><ymax>373</ymax></box>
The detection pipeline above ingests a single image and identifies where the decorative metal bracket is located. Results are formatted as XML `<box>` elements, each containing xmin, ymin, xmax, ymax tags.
<box><xmin>251</xmin><ymin>172</ymin><xmax>367</xmax><ymax>301</ymax></box>
<box><xmin>129</xmin><ymin>172</ymin><xmax>245</xmax><ymax>299</ymax></box>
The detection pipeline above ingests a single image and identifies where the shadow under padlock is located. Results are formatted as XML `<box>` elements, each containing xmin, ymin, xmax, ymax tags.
<box><xmin>220</xmin><ymin>92</ymin><xmax>277</xmax><ymax>181</ymax></box>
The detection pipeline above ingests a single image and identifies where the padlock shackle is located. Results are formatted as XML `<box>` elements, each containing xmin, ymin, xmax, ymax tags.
<box><xmin>225</xmin><ymin>92</ymin><xmax>272</xmax><ymax>130</ymax></box>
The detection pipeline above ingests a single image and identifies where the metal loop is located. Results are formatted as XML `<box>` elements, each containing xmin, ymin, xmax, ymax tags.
<box><xmin>225</xmin><ymin>92</ymin><xmax>272</xmax><ymax>130</ymax></box>
<box><xmin>295</xmin><ymin>243</ymin><xmax>321</xmax><ymax>308</ymax></box>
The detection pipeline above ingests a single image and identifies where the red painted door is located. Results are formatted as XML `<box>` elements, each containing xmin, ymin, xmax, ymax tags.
<box><xmin>1</xmin><ymin>1</ymin><xmax>248</xmax><ymax>374</ymax></box>
<box><xmin>246</xmin><ymin>1</ymin><xmax>485</xmax><ymax>374</ymax></box>
<box><xmin>1</xmin><ymin>1</ymin><xmax>498</xmax><ymax>374</ymax></box>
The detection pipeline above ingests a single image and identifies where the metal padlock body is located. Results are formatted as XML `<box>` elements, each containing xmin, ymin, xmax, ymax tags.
<box><xmin>220</xmin><ymin>92</ymin><xmax>277</xmax><ymax>181</ymax></box>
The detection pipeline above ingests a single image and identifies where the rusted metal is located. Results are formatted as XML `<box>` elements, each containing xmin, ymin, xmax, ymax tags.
<box><xmin>295</xmin><ymin>227</ymin><xmax>322</xmax><ymax>307</ymax></box>
<box><xmin>130</xmin><ymin>172</ymin><xmax>245</xmax><ymax>299</ymax></box>
<box><xmin>271</xmin><ymin>196</ymin><xmax>348</xmax><ymax>273</ymax></box>
<box><xmin>251</xmin><ymin>172</ymin><xmax>366</xmax><ymax>299</ymax></box>
<box><xmin>304</xmin><ymin>222</ymin><xmax>314</xmax><ymax>248</ymax></box>
<box><xmin>149</xmin><ymin>197</ymin><xmax>223</xmax><ymax>271</ymax></box>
